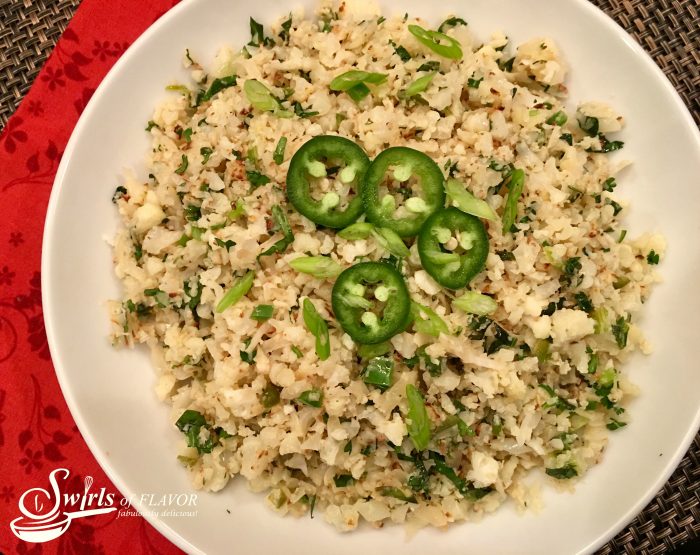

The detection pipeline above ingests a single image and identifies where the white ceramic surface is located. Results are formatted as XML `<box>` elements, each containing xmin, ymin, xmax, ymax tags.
<box><xmin>42</xmin><ymin>0</ymin><xmax>700</xmax><ymax>553</ymax></box>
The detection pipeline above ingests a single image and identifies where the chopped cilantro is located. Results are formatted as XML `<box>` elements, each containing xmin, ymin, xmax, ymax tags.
<box><xmin>247</xmin><ymin>170</ymin><xmax>271</xmax><ymax>188</ymax></box>
<box><xmin>467</xmin><ymin>76</ymin><xmax>483</xmax><ymax>88</ymax></box>
<box><xmin>248</xmin><ymin>17</ymin><xmax>274</xmax><ymax>47</ymax></box>
<box><xmin>545</xmin><ymin>463</ymin><xmax>578</xmax><ymax>479</ymax></box>
<box><xmin>112</xmin><ymin>185</ymin><xmax>127</xmax><ymax>203</ymax></box>
<box><xmin>196</xmin><ymin>75</ymin><xmax>237</xmax><ymax>105</ymax></box>
<box><xmin>200</xmin><ymin>147</ymin><xmax>213</xmax><ymax>164</ymax></box>
<box><xmin>417</xmin><ymin>61</ymin><xmax>440</xmax><ymax>72</ymax></box>
<box><xmin>437</xmin><ymin>16</ymin><xmax>467</xmax><ymax>33</ymax></box>
<box><xmin>388</xmin><ymin>40</ymin><xmax>411</xmax><ymax>62</ymax></box>
<box><xmin>607</xmin><ymin>418</ymin><xmax>627</xmax><ymax>431</ymax></box>
<box><xmin>574</xmin><ymin>292</ymin><xmax>593</xmax><ymax>313</ymax></box>
<box><xmin>496</xmin><ymin>249</ymin><xmax>516</xmax><ymax>261</ymax></box>
<box><xmin>333</xmin><ymin>474</ymin><xmax>354</xmax><ymax>487</ymax></box>
<box><xmin>602</xmin><ymin>177</ymin><xmax>617</xmax><ymax>192</ymax></box>
<box><xmin>175</xmin><ymin>154</ymin><xmax>189</xmax><ymax>175</ymax></box>
<box><xmin>578</xmin><ymin>115</ymin><xmax>599</xmax><ymax>136</ymax></box>
<box><xmin>278</xmin><ymin>15</ymin><xmax>292</xmax><ymax>43</ymax></box>
<box><xmin>184</xmin><ymin>204</ymin><xmax>201</xmax><ymax>222</ymax></box>
<box><xmin>498</xmin><ymin>57</ymin><xmax>515</xmax><ymax>72</ymax></box>
<box><xmin>612</xmin><ymin>315</ymin><xmax>629</xmax><ymax>349</ymax></box>
<box><xmin>292</xmin><ymin>101</ymin><xmax>319</xmax><ymax>118</ymax></box>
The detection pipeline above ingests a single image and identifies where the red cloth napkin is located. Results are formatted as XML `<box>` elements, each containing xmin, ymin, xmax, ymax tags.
<box><xmin>0</xmin><ymin>1</ymin><xmax>184</xmax><ymax>553</ymax></box>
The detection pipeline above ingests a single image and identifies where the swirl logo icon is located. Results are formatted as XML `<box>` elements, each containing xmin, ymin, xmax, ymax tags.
<box><xmin>10</xmin><ymin>468</ymin><xmax>116</xmax><ymax>543</ymax></box>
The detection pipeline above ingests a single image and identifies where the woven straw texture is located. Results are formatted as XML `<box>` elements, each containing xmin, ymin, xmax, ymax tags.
<box><xmin>0</xmin><ymin>0</ymin><xmax>698</xmax><ymax>553</ymax></box>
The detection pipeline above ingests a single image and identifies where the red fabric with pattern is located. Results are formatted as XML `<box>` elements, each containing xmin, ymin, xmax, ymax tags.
<box><xmin>0</xmin><ymin>1</ymin><xmax>183</xmax><ymax>553</ymax></box>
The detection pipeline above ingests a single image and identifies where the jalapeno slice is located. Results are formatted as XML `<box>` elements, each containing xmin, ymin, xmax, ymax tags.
<box><xmin>362</xmin><ymin>147</ymin><xmax>445</xmax><ymax>237</ymax></box>
<box><xmin>331</xmin><ymin>262</ymin><xmax>410</xmax><ymax>344</ymax></box>
<box><xmin>417</xmin><ymin>207</ymin><xmax>489</xmax><ymax>289</ymax></box>
<box><xmin>287</xmin><ymin>135</ymin><xmax>370</xmax><ymax>228</ymax></box>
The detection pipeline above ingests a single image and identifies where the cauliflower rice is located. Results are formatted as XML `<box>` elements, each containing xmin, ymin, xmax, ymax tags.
<box><xmin>109</xmin><ymin>1</ymin><xmax>665</xmax><ymax>532</ymax></box>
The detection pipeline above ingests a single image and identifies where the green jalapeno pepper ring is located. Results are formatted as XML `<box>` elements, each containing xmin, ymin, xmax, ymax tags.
<box><xmin>362</xmin><ymin>147</ymin><xmax>445</xmax><ymax>237</ymax></box>
<box><xmin>331</xmin><ymin>262</ymin><xmax>410</xmax><ymax>344</ymax></box>
<box><xmin>286</xmin><ymin>135</ymin><xmax>370</xmax><ymax>228</ymax></box>
<box><xmin>417</xmin><ymin>207</ymin><xmax>489</xmax><ymax>289</ymax></box>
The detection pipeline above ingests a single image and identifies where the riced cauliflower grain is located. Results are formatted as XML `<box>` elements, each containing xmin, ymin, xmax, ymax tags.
<box><xmin>109</xmin><ymin>0</ymin><xmax>663</xmax><ymax>533</ymax></box>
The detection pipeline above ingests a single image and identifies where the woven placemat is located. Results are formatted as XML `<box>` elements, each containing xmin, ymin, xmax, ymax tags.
<box><xmin>0</xmin><ymin>1</ymin><xmax>698</xmax><ymax>553</ymax></box>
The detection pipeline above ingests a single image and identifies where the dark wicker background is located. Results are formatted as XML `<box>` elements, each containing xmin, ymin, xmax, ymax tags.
<box><xmin>0</xmin><ymin>0</ymin><xmax>698</xmax><ymax>553</ymax></box>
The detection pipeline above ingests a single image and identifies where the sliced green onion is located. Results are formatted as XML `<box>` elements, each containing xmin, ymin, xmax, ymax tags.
<box><xmin>411</xmin><ymin>302</ymin><xmax>449</xmax><ymax>337</ymax></box>
<box><xmin>587</xmin><ymin>349</ymin><xmax>599</xmax><ymax>374</ymax></box>
<box><xmin>372</xmin><ymin>227</ymin><xmax>410</xmax><ymax>258</ymax></box>
<box><xmin>546</xmin><ymin>110</ymin><xmax>568</xmax><ymax>126</ymax></box>
<box><xmin>357</xmin><ymin>341</ymin><xmax>392</xmax><ymax>359</ymax></box>
<box><xmin>405</xmin><ymin>383</ymin><xmax>431</xmax><ymax>451</ymax></box>
<box><xmin>598</xmin><ymin>367</ymin><xmax>616</xmax><ymax>390</ymax></box>
<box><xmin>144</xmin><ymin>288</ymin><xmax>169</xmax><ymax>308</ymax></box>
<box><xmin>289</xmin><ymin>256</ymin><xmax>343</xmax><ymax>279</ymax></box>
<box><xmin>244</xmin><ymin>79</ymin><xmax>277</xmax><ymax>111</ymax></box>
<box><xmin>166</xmin><ymin>84</ymin><xmax>190</xmax><ymax>95</ymax></box>
<box><xmin>216</xmin><ymin>270</ymin><xmax>255</xmax><ymax>313</ymax></box>
<box><xmin>592</xmin><ymin>306</ymin><xmax>609</xmax><ymax>334</ymax></box>
<box><xmin>244</xmin><ymin>79</ymin><xmax>292</xmax><ymax>117</ymax></box>
<box><xmin>453</xmin><ymin>291</ymin><xmax>498</xmax><ymax>316</ymax></box>
<box><xmin>196</xmin><ymin>75</ymin><xmax>237</xmax><ymax>105</ymax></box>
<box><xmin>408</xmin><ymin>24</ymin><xmax>462</xmax><ymax>60</ymax></box>
<box><xmin>329</xmin><ymin>70</ymin><xmax>388</xmax><ymax>91</ymax></box>
<box><xmin>259</xmin><ymin>205</ymin><xmax>294</xmax><ymax>258</ymax></box>
<box><xmin>261</xmin><ymin>383</ymin><xmax>281</xmax><ymax>408</ymax></box>
<box><xmin>433</xmin><ymin>414</ymin><xmax>474</xmax><ymax>436</ymax></box>
<box><xmin>297</xmin><ymin>388</ymin><xmax>323</xmax><ymax>408</ymax></box>
<box><xmin>362</xmin><ymin>356</ymin><xmax>393</xmax><ymax>390</ymax></box>
<box><xmin>501</xmin><ymin>169</ymin><xmax>525</xmax><ymax>233</ymax></box>
<box><xmin>190</xmin><ymin>226</ymin><xmax>205</xmax><ymax>241</ymax></box>
<box><xmin>400</xmin><ymin>72</ymin><xmax>436</xmax><ymax>99</ymax></box>
<box><xmin>613</xmin><ymin>275</ymin><xmax>630</xmax><ymax>289</ymax></box>
<box><xmin>227</xmin><ymin>199</ymin><xmax>246</xmax><ymax>220</ymax></box>
<box><xmin>534</xmin><ymin>339</ymin><xmax>551</xmax><ymax>364</ymax></box>
<box><xmin>251</xmin><ymin>304</ymin><xmax>274</xmax><ymax>321</ymax></box>
<box><xmin>302</xmin><ymin>298</ymin><xmax>330</xmax><ymax>360</ymax></box>
<box><xmin>445</xmin><ymin>179</ymin><xmax>497</xmax><ymax>221</ymax></box>
<box><xmin>338</xmin><ymin>221</ymin><xmax>373</xmax><ymax>239</ymax></box>
<box><xmin>346</xmin><ymin>83</ymin><xmax>371</xmax><ymax>102</ymax></box>
<box><xmin>273</xmin><ymin>137</ymin><xmax>287</xmax><ymax>165</ymax></box>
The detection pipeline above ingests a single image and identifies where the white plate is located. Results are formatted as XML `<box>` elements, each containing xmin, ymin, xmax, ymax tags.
<box><xmin>42</xmin><ymin>0</ymin><xmax>700</xmax><ymax>553</ymax></box>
